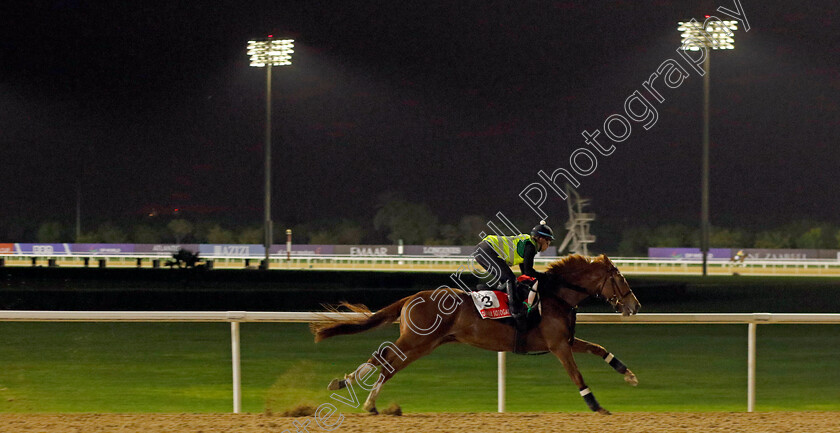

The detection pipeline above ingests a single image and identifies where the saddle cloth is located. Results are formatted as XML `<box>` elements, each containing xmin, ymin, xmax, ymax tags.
<box><xmin>469</xmin><ymin>290</ymin><xmax>513</xmax><ymax>319</ymax></box>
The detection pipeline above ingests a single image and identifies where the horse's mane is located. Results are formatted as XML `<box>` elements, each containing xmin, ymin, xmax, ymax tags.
<box><xmin>545</xmin><ymin>254</ymin><xmax>606</xmax><ymax>275</ymax></box>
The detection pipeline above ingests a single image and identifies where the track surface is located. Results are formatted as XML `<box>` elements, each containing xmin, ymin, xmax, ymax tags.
<box><xmin>1</xmin><ymin>412</ymin><xmax>839</xmax><ymax>433</ymax></box>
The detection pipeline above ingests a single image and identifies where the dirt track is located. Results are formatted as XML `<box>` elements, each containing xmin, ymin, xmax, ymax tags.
<box><xmin>1</xmin><ymin>412</ymin><xmax>839</xmax><ymax>433</ymax></box>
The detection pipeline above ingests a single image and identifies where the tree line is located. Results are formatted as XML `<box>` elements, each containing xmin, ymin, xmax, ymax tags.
<box><xmin>616</xmin><ymin>221</ymin><xmax>840</xmax><ymax>256</ymax></box>
<box><xmin>2</xmin><ymin>199</ymin><xmax>839</xmax><ymax>256</ymax></box>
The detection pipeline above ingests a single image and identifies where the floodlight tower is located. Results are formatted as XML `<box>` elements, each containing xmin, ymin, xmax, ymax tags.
<box><xmin>247</xmin><ymin>37</ymin><xmax>294</xmax><ymax>270</ymax></box>
<box><xmin>677</xmin><ymin>19</ymin><xmax>737</xmax><ymax>276</ymax></box>
<box><xmin>556</xmin><ymin>184</ymin><xmax>596</xmax><ymax>256</ymax></box>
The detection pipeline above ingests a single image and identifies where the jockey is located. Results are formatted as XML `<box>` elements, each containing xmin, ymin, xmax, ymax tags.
<box><xmin>474</xmin><ymin>221</ymin><xmax>555</xmax><ymax>330</ymax></box>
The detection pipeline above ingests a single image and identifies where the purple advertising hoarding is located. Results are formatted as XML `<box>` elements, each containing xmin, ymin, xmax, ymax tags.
<box><xmin>71</xmin><ymin>244</ymin><xmax>135</xmax><ymax>254</ymax></box>
<box><xmin>743</xmin><ymin>248</ymin><xmax>815</xmax><ymax>260</ymax></box>
<box><xmin>334</xmin><ymin>245</ymin><xmax>397</xmax><ymax>256</ymax></box>
<box><xmin>403</xmin><ymin>245</ymin><xmax>472</xmax><ymax>256</ymax></box>
<box><xmin>134</xmin><ymin>244</ymin><xmax>200</xmax><ymax>254</ymax></box>
<box><xmin>650</xmin><ymin>248</ymin><xmax>840</xmax><ymax>261</ymax></box>
<box><xmin>15</xmin><ymin>243</ymin><xmax>71</xmax><ymax>255</ymax></box>
<box><xmin>648</xmin><ymin>247</ymin><xmax>733</xmax><ymax>261</ymax></box>
<box><xmin>270</xmin><ymin>245</ymin><xmax>334</xmax><ymax>255</ymax></box>
<box><xmin>742</xmin><ymin>249</ymin><xmax>840</xmax><ymax>260</ymax></box>
<box><xmin>401</xmin><ymin>245</ymin><xmax>559</xmax><ymax>257</ymax></box>
<box><xmin>199</xmin><ymin>244</ymin><xmax>264</xmax><ymax>256</ymax></box>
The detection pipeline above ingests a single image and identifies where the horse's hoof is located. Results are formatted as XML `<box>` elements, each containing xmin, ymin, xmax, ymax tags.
<box><xmin>624</xmin><ymin>370</ymin><xmax>639</xmax><ymax>387</ymax></box>
<box><xmin>363</xmin><ymin>399</ymin><xmax>378</xmax><ymax>414</ymax></box>
<box><xmin>596</xmin><ymin>407</ymin><xmax>612</xmax><ymax>415</ymax></box>
<box><xmin>327</xmin><ymin>378</ymin><xmax>345</xmax><ymax>390</ymax></box>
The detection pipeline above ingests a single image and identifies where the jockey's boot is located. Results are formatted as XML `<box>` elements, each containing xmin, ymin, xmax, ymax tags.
<box><xmin>504</xmin><ymin>280</ymin><xmax>520</xmax><ymax>309</ymax></box>
<box><xmin>506</xmin><ymin>280</ymin><xmax>529</xmax><ymax>353</ymax></box>
<box><xmin>511</xmin><ymin>311</ymin><xmax>529</xmax><ymax>353</ymax></box>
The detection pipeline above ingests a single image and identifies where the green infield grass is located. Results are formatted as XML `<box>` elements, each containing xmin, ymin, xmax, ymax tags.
<box><xmin>1</xmin><ymin>321</ymin><xmax>839</xmax><ymax>413</ymax></box>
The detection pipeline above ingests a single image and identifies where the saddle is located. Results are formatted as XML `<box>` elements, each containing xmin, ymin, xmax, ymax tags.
<box><xmin>470</xmin><ymin>276</ymin><xmax>542</xmax><ymax>354</ymax></box>
<box><xmin>468</xmin><ymin>289</ymin><xmax>514</xmax><ymax>319</ymax></box>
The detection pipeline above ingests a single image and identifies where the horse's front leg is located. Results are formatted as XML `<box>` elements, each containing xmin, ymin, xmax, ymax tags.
<box><xmin>549</xmin><ymin>341</ymin><xmax>610</xmax><ymax>415</ymax></box>
<box><xmin>571</xmin><ymin>338</ymin><xmax>638</xmax><ymax>386</ymax></box>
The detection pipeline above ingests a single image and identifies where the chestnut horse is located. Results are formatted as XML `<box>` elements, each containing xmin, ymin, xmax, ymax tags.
<box><xmin>312</xmin><ymin>254</ymin><xmax>641</xmax><ymax>414</ymax></box>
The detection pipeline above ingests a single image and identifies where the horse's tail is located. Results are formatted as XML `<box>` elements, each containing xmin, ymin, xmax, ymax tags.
<box><xmin>311</xmin><ymin>296</ymin><xmax>410</xmax><ymax>343</ymax></box>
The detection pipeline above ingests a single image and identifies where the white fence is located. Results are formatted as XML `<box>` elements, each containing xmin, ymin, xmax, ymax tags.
<box><xmin>1</xmin><ymin>311</ymin><xmax>838</xmax><ymax>413</ymax></box>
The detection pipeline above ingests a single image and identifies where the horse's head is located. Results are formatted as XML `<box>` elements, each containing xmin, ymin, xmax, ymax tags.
<box><xmin>594</xmin><ymin>255</ymin><xmax>641</xmax><ymax>316</ymax></box>
<box><xmin>545</xmin><ymin>254</ymin><xmax>641</xmax><ymax>316</ymax></box>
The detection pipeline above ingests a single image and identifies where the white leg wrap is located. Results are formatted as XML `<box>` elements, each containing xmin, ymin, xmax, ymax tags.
<box><xmin>346</xmin><ymin>363</ymin><xmax>375</xmax><ymax>385</ymax></box>
<box><xmin>364</xmin><ymin>386</ymin><xmax>381</xmax><ymax>411</ymax></box>
<box><xmin>604</xmin><ymin>353</ymin><xmax>614</xmax><ymax>363</ymax></box>
<box><xmin>579</xmin><ymin>387</ymin><xmax>592</xmax><ymax>397</ymax></box>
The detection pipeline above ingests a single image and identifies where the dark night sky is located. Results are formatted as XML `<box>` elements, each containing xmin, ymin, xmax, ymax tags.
<box><xmin>1</xmin><ymin>0</ymin><xmax>838</xmax><ymax>233</ymax></box>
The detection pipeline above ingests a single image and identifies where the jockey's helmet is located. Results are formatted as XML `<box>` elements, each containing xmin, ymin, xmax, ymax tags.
<box><xmin>530</xmin><ymin>221</ymin><xmax>554</xmax><ymax>240</ymax></box>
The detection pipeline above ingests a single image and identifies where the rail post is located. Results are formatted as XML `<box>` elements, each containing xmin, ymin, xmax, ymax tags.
<box><xmin>498</xmin><ymin>351</ymin><xmax>506</xmax><ymax>413</ymax></box>
<box><xmin>748</xmin><ymin>322</ymin><xmax>756</xmax><ymax>412</ymax></box>
<box><xmin>231</xmin><ymin>321</ymin><xmax>242</xmax><ymax>413</ymax></box>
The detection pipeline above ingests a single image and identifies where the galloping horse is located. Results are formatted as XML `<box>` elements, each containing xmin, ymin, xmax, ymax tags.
<box><xmin>312</xmin><ymin>254</ymin><xmax>641</xmax><ymax>414</ymax></box>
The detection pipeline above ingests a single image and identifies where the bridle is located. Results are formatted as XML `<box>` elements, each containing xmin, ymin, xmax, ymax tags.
<box><xmin>594</xmin><ymin>264</ymin><xmax>631</xmax><ymax>311</ymax></box>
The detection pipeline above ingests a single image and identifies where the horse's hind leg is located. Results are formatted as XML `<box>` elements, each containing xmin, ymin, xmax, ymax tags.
<box><xmin>360</xmin><ymin>336</ymin><xmax>442</xmax><ymax>414</ymax></box>
<box><xmin>327</xmin><ymin>350</ymin><xmax>389</xmax><ymax>394</ymax></box>
<box><xmin>325</xmin><ymin>336</ymin><xmax>441</xmax><ymax>414</ymax></box>
<box><xmin>327</xmin><ymin>362</ymin><xmax>372</xmax><ymax>391</ymax></box>
<box><xmin>571</xmin><ymin>337</ymin><xmax>638</xmax><ymax>386</ymax></box>
<box><xmin>327</xmin><ymin>339</ymin><xmax>398</xmax><ymax>392</ymax></box>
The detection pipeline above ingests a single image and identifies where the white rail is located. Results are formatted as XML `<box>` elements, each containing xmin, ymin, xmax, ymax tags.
<box><xmin>0</xmin><ymin>311</ymin><xmax>838</xmax><ymax>413</ymax></box>
<box><xmin>3</xmin><ymin>254</ymin><xmax>840</xmax><ymax>275</ymax></box>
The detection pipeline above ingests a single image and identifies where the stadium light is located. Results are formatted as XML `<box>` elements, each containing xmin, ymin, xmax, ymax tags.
<box><xmin>677</xmin><ymin>19</ymin><xmax>737</xmax><ymax>276</ymax></box>
<box><xmin>247</xmin><ymin>38</ymin><xmax>295</xmax><ymax>66</ymax></box>
<box><xmin>247</xmin><ymin>37</ymin><xmax>294</xmax><ymax>270</ymax></box>
<box><xmin>677</xmin><ymin>20</ymin><xmax>737</xmax><ymax>50</ymax></box>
